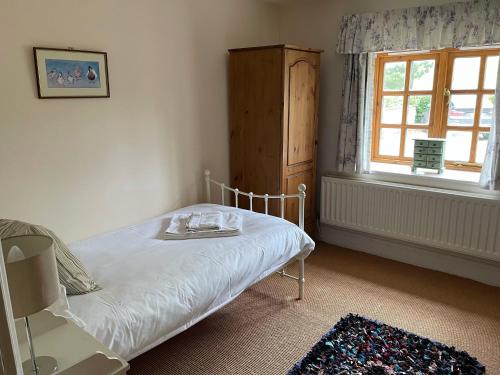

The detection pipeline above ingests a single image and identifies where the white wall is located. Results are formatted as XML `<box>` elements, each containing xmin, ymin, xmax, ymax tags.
<box><xmin>277</xmin><ymin>0</ymin><xmax>457</xmax><ymax>180</ymax></box>
<box><xmin>0</xmin><ymin>0</ymin><xmax>467</xmax><ymax>243</ymax></box>
<box><xmin>0</xmin><ymin>0</ymin><xmax>279</xmax><ymax>242</ymax></box>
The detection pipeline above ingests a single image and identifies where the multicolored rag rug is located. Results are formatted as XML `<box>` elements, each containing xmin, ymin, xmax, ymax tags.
<box><xmin>288</xmin><ymin>314</ymin><xmax>485</xmax><ymax>375</ymax></box>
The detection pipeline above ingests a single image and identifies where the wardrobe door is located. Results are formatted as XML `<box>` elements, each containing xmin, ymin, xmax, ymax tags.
<box><xmin>283</xmin><ymin>49</ymin><xmax>320</xmax><ymax>232</ymax></box>
<box><xmin>287</xmin><ymin>57</ymin><xmax>318</xmax><ymax>166</ymax></box>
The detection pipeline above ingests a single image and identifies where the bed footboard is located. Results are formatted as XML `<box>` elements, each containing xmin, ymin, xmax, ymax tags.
<box><xmin>204</xmin><ymin>169</ymin><xmax>307</xmax><ymax>299</ymax></box>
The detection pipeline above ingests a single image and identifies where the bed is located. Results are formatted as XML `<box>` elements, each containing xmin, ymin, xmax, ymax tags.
<box><xmin>67</xmin><ymin>171</ymin><xmax>315</xmax><ymax>360</ymax></box>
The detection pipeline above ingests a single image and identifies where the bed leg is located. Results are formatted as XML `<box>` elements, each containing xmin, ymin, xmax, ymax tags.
<box><xmin>298</xmin><ymin>257</ymin><xmax>305</xmax><ymax>300</ymax></box>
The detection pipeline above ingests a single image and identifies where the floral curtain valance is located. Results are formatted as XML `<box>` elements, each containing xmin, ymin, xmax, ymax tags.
<box><xmin>337</xmin><ymin>0</ymin><xmax>500</xmax><ymax>54</ymax></box>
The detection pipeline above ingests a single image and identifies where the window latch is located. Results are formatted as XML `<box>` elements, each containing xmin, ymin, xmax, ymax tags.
<box><xmin>444</xmin><ymin>88</ymin><xmax>451</xmax><ymax>105</ymax></box>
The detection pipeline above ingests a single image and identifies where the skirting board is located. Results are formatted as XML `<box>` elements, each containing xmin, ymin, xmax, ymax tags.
<box><xmin>319</xmin><ymin>224</ymin><xmax>500</xmax><ymax>288</ymax></box>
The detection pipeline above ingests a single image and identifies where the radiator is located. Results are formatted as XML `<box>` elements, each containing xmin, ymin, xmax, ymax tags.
<box><xmin>320</xmin><ymin>176</ymin><xmax>500</xmax><ymax>262</ymax></box>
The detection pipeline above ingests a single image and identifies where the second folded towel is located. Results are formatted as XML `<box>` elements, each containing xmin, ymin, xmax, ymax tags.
<box><xmin>186</xmin><ymin>211</ymin><xmax>223</xmax><ymax>231</ymax></box>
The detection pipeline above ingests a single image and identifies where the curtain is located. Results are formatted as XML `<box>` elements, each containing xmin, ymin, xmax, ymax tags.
<box><xmin>337</xmin><ymin>54</ymin><xmax>364</xmax><ymax>172</ymax></box>
<box><xmin>480</xmin><ymin>60</ymin><xmax>500</xmax><ymax>189</ymax></box>
<box><xmin>337</xmin><ymin>54</ymin><xmax>374</xmax><ymax>172</ymax></box>
<box><xmin>337</xmin><ymin>0</ymin><xmax>500</xmax><ymax>54</ymax></box>
<box><xmin>360</xmin><ymin>54</ymin><xmax>375</xmax><ymax>172</ymax></box>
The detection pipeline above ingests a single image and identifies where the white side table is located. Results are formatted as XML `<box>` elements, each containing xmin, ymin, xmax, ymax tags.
<box><xmin>15</xmin><ymin>310</ymin><xmax>129</xmax><ymax>375</ymax></box>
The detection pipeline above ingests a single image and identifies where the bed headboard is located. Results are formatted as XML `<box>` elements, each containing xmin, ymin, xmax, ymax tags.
<box><xmin>203</xmin><ymin>170</ymin><xmax>306</xmax><ymax>231</ymax></box>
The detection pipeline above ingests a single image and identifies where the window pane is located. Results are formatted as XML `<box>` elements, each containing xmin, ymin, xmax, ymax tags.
<box><xmin>480</xmin><ymin>94</ymin><xmax>495</xmax><ymax>127</ymax></box>
<box><xmin>381</xmin><ymin>96</ymin><xmax>404</xmax><ymax>124</ymax></box>
<box><xmin>476</xmin><ymin>132</ymin><xmax>489</xmax><ymax>164</ymax></box>
<box><xmin>448</xmin><ymin>94</ymin><xmax>477</xmax><ymax>126</ymax></box>
<box><xmin>409</xmin><ymin>60</ymin><xmax>435</xmax><ymax>91</ymax></box>
<box><xmin>383</xmin><ymin>62</ymin><xmax>406</xmax><ymax>91</ymax></box>
<box><xmin>484</xmin><ymin>56</ymin><xmax>499</xmax><ymax>90</ymax></box>
<box><xmin>379</xmin><ymin>128</ymin><xmax>401</xmax><ymax>156</ymax></box>
<box><xmin>407</xmin><ymin>95</ymin><xmax>432</xmax><ymax>125</ymax></box>
<box><xmin>445</xmin><ymin>131</ymin><xmax>472</xmax><ymax>162</ymax></box>
<box><xmin>404</xmin><ymin>128</ymin><xmax>428</xmax><ymax>157</ymax></box>
<box><xmin>451</xmin><ymin>57</ymin><xmax>481</xmax><ymax>90</ymax></box>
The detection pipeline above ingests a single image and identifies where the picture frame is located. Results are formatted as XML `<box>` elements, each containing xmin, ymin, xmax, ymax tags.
<box><xmin>33</xmin><ymin>47</ymin><xmax>110</xmax><ymax>99</ymax></box>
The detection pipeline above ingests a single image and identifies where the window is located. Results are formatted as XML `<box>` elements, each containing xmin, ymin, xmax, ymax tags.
<box><xmin>372</xmin><ymin>48</ymin><xmax>499</xmax><ymax>175</ymax></box>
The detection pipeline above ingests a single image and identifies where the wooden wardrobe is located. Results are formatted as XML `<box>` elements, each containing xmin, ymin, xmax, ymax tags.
<box><xmin>228</xmin><ymin>45</ymin><xmax>322</xmax><ymax>233</ymax></box>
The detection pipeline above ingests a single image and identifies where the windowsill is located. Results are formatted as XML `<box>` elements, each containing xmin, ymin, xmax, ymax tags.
<box><xmin>370</xmin><ymin>162</ymin><xmax>480</xmax><ymax>183</ymax></box>
<box><xmin>343</xmin><ymin>162</ymin><xmax>500</xmax><ymax>198</ymax></box>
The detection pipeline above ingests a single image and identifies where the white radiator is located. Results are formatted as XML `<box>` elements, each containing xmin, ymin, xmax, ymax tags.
<box><xmin>321</xmin><ymin>176</ymin><xmax>500</xmax><ymax>262</ymax></box>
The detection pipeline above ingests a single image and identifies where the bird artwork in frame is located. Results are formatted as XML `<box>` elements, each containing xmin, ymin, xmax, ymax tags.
<box><xmin>33</xmin><ymin>47</ymin><xmax>110</xmax><ymax>98</ymax></box>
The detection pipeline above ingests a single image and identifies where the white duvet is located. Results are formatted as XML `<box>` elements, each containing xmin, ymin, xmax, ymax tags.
<box><xmin>68</xmin><ymin>204</ymin><xmax>315</xmax><ymax>360</ymax></box>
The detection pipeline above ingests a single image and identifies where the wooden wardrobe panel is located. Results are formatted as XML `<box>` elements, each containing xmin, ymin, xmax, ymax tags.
<box><xmin>229</xmin><ymin>48</ymin><xmax>283</xmax><ymax>215</ymax></box>
<box><xmin>282</xmin><ymin>49</ymin><xmax>320</xmax><ymax>232</ymax></box>
<box><xmin>287</xmin><ymin>60</ymin><xmax>317</xmax><ymax>166</ymax></box>
<box><xmin>285</xmin><ymin>170</ymin><xmax>314</xmax><ymax>226</ymax></box>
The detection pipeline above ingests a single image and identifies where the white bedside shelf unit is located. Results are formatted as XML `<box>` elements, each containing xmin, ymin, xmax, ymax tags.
<box><xmin>15</xmin><ymin>310</ymin><xmax>129</xmax><ymax>375</ymax></box>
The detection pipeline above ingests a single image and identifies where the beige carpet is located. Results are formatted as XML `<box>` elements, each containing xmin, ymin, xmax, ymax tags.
<box><xmin>129</xmin><ymin>242</ymin><xmax>500</xmax><ymax>374</ymax></box>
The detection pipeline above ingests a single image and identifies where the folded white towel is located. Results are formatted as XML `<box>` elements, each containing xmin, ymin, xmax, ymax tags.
<box><xmin>186</xmin><ymin>211</ymin><xmax>223</xmax><ymax>231</ymax></box>
<box><xmin>165</xmin><ymin>212</ymin><xmax>243</xmax><ymax>240</ymax></box>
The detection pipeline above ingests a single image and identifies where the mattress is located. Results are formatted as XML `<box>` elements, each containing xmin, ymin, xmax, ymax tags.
<box><xmin>68</xmin><ymin>204</ymin><xmax>315</xmax><ymax>360</ymax></box>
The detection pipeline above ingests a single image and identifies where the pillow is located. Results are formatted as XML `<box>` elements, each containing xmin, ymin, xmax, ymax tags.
<box><xmin>0</xmin><ymin>219</ymin><xmax>100</xmax><ymax>295</ymax></box>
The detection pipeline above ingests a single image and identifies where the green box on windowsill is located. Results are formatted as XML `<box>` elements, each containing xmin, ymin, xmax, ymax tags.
<box><xmin>411</xmin><ymin>138</ymin><xmax>446</xmax><ymax>174</ymax></box>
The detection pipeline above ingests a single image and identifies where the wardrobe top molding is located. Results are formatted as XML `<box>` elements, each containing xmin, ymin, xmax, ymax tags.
<box><xmin>228</xmin><ymin>44</ymin><xmax>323</xmax><ymax>53</ymax></box>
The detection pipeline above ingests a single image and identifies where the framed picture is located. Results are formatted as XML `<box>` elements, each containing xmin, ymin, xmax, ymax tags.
<box><xmin>33</xmin><ymin>47</ymin><xmax>110</xmax><ymax>98</ymax></box>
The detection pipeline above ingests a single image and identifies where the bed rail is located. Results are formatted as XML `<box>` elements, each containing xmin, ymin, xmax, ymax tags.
<box><xmin>204</xmin><ymin>169</ymin><xmax>307</xmax><ymax>299</ymax></box>
<box><xmin>204</xmin><ymin>170</ymin><xmax>306</xmax><ymax>230</ymax></box>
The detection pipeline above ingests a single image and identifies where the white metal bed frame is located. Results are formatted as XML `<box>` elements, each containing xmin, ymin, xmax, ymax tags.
<box><xmin>204</xmin><ymin>170</ymin><xmax>308</xmax><ymax>299</ymax></box>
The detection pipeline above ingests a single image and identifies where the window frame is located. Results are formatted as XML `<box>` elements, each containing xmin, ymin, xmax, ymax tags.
<box><xmin>443</xmin><ymin>49</ymin><xmax>497</xmax><ymax>169</ymax></box>
<box><xmin>371</xmin><ymin>48</ymin><xmax>500</xmax><ymax>172</ymax></box>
